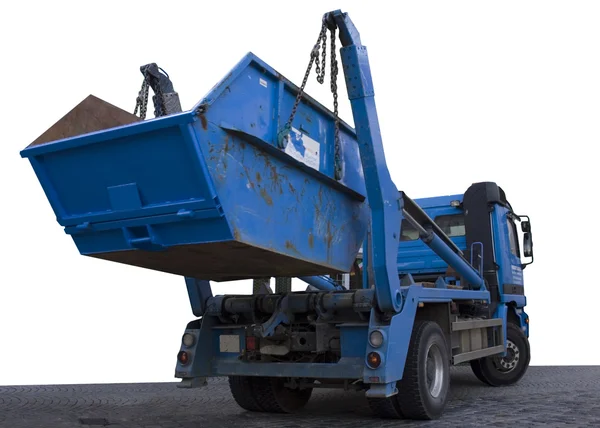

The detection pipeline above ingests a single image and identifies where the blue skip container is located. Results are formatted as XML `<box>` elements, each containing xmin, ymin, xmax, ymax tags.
<box><xmin>20</xmin><ymin>53</ymin><xmax>369</xmax><ymax>281</ymax></box>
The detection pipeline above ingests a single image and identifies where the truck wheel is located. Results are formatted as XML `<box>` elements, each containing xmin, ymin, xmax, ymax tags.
<box><xmin>368</xmin><ymin>321</ymin><xmax>450</xmax><ymax>420</ymax></box>
<box><xmin>228</xmin><ymin>376</ymin><xmax>264</xmax><ymax>412</ymax></box>
<box><xmin>251</xmin><ymin>377</ymin><xmax>312</xmax><ymax>413</ymax></box>
<box><xmin>470</xmin><ymin>322</ymin><xmax>530</xmax><ymax>386</ymax></box>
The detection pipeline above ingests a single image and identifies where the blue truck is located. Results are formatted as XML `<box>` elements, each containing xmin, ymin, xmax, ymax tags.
<box><xmin>20</xmin><ymin>10</ymin><xmax>533</xmax><ymax>420</ymax></box>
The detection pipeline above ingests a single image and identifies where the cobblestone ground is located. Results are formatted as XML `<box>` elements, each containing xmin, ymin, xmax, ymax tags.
<box><xmin>1</xmin><ymin>367</ymin><xmax>599</xmax><ymax>428</ymax></box>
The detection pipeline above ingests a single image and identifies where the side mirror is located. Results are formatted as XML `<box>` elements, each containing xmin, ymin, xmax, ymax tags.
<box><xmin>521</xmin><ymin>220</ymin><xmax>531</xmax><ymax>233</ymax></box>
<box><xmin>523</xmin><ymin>232</ymin><xmax>533</xmax><ymax>258</ymax></box>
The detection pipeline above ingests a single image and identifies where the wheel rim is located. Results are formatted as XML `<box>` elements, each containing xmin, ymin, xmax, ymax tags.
<box><xmin>425</xmin><ymin>343</ymin><xmax>445</xmax><ymax>398</ymax></box>
<box><xmin>494</xmin><ymin>339</ymin><xmax>520</xmax><ymax>373</ymax></box>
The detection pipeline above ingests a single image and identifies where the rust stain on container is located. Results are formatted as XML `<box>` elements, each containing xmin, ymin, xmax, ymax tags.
<box><xmin>260</xmin><ymin>188</ymin><xmax>273</xmax><ymax>206</ymax></box>
<box><xmin>256</xmin><ymin>172</ymin><xmax>262</xmax><ymax>183</ymax></box>
<box><xmin>285</xmin><ymin>240</ymin><xmax>301</xmax><ymax>255</ymax></box>
<box><xmin>199</xmin><ymin>114</ymin><xmax>208</xmax><ymax>130</ymax></box>
<box><xmin>326</xmin><ymin>220</ymin><xmax>334</xmax><ymax>250</ymax></box>
<box><xmin>243</xmin><ymin>166</ymin><xmax>255</xmax><ymax>189</ymax></box>
<box><xmin>269</xmin><ymin>165</ymin><xmax>283</xmax><ymax>194</ymax></box>
<box><xmin>288</xmin><ymin>183</ymin><xmax>296</xmax><ymax>194</ymax></box>
<box><xmin>308</xmin><ymin>232</ymin><xmax>314</xmax><ymax>249</ymax></box>
<box><xmin>233</xmin><ymin>227</ymin><xmax>241</xmax><ymax>241</ymax></box>
<box><xmin>223</xmin><ymin>135</ymin><xmax>230</xmax><ymax>154</ymax></box>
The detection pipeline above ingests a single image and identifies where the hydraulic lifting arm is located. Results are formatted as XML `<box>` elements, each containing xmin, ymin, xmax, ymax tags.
<box><xmin>325</xmin><ymin>10</ymin><xmax>485</xmax><ymax>306</ymax></box>
<box><xmin>325</xmin><ymin>10</ymin><xmax>403</xmax><ymax>313</ymax></box>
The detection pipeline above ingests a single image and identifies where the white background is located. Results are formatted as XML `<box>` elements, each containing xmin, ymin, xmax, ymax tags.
<box><xmin>1</xmin><ymin>1</ymin><xmax>598</xmax><ymax>386</ymax></box>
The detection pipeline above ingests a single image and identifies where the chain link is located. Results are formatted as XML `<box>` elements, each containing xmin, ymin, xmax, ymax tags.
<box><xmin>152</xmin><ymin>78</ymin><xmax>167</xmax><ymax>117</ymax></box>
<box><xmin>133</xmin><ymin>77</ymin><xmax>150</xmax><ymax>120</ymax></box>
<box><xmin>315</xmin><ymin>21</ymin><xmax>327</xmax><ymax>84</ymax></box>
<box><xmin>329</xmin><ymin>26</ymin><xmax>341</xmax><ymax>180</ymax></box>
<box><xmin>280</xmin><ymin>15</ymin><xmax>342</xmax><ymax>180</ymax></box>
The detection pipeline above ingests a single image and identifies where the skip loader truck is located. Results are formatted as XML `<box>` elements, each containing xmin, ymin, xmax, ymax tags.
<box><xmin>20</xmin><ymin>10</ymin><xmax>534</xmax><ymax>420</ymax></box>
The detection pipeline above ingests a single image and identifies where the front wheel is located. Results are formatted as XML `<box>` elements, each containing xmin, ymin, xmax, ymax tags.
<box><xmin>470</xmin><ymin>322</ymin><xmax>530</xmax><ymax>386</ymax></box>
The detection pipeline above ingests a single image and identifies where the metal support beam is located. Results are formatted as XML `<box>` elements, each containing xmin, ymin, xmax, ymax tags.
<box><xmin>184</xmin><ymin>277</ymin><xmax>213</xmax><ymax>317</ymax></box>
<box><xmin>329</xmin><ymin>9</ymin><xmax>402</xmax><ymax>313</ymax></box>
<box><xmin>275</xmin><ymin>277</ymin><xmax>292</xmax><ymax>293</ymax></box>
<box><xmin>298</xmin><ymin>275</ymin><xmax>342</xmax><ymax>291</ymax></box>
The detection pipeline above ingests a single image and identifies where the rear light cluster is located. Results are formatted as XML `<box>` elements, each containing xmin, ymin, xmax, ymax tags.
<box><xmin>178</xmin><ymin>332</ymin><xmax>197</xmax><ymax>366</ymax></box>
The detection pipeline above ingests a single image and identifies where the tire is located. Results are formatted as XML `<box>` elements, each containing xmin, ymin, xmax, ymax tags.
<box><xmin>228</xmin><ymin>376</ymin><xmax>264</xmax><ymax>412</ymax></box>
<box><xmin>251</xmin><ymin>377</ymin><xmax>312</xmax><ymax>413</ymax></box>
<box><xmin>470</xmin><ymin>358</ymin><xmax>491</xmax><ymax>385</ymax></box>
<box><xmin>470</xmin><ymin>322</ymin><xmax>530</xmax><ymax>386</ymax></box>
<box><xmin>368</xmin><ymin>321</ymin><xmax>451</xmax><ymax>420</ymax></box>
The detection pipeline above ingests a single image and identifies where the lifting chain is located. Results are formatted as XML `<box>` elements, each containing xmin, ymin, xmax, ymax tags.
<box><xmin>280</xmin><ymin>16</ymin><xmax>342</xmax><ymax>180</ymax></box>
<box><xmin>133</xmin><ymin>76</ymin><xmax>150</xmax><ymax>120</ymax></box>
<box><xmin>133</xmin><ymin>65</ymin><xmax>168</xmax><ymax>120</ymax></box>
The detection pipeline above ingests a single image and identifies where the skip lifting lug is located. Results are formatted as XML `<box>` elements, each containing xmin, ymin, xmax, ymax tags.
<box><xmin>194</xmin><ymin>104</ymin><xmax>207</xmax><ymax>116</ymax></box>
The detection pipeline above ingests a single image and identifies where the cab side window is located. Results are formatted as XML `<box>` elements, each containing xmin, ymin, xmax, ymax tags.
<box><xmin>435</xmin><ymin>214</ymin><xmax>466</xmax><ymax>237</ymax></box>
<box><xmin>400</xmin><ymin>219</ymin><xmax>419</xmax><ymax>241</ymax></box>
<box><xmin>507</xmin><ymin>219</ymin><xmax>520</xmax><ymax>258</ymax></box>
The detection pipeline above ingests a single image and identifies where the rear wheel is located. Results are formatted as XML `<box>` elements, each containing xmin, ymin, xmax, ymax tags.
<box><xmin>470</xmin><ymin>322</ymin><xmax>530</xmax><ymax>386</ymax></box>
<box><xmin>228</xmin><ymin>376</ymin><xmax>264</xmax><ymax>411</ymax></box>
<box><xmin>228</xmin><ymin>376</ymin><xmax>312</xmax><ymax>413</ymax></box>
<box><xmin>368</xmin><ymin>321</ymin><xmax>450</xmax><ymax>420</ymax></box>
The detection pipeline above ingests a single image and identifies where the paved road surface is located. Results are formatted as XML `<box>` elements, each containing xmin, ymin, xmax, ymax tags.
<box><xmin>1</xmin><ymin>366</ymin><xmax>599</xmax><ymax>427</ymax></box>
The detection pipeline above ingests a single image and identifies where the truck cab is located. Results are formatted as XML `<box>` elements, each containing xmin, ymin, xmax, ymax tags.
<box><xmin>397</xmin><ymin>181</ymin><xmax>533</xmax><ymax>336</ymax></box>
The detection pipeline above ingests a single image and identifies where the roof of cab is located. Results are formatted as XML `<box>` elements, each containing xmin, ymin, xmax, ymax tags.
<box><xmin>412</xmin><ymin>194</ymin><xmax>463</xmax><ymax>209</ymax></box>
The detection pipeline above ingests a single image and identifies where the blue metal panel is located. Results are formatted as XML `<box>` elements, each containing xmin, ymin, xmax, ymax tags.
<box><xmin>64</xmin><ymin>210</ymin><xmax>231</xmax><ymax>255</ymax></box>
<box><xmin>397</xmin><ymin>198</ymin><xmax>465</xmax><ymax>276</ymax></box>
<box><xmin>175</xmin><ymin>316</ymin><xmax>217</xmax><ymax>380</ymax></box>
<box><xmin>337</xmin><ymin>19</ymin><xmax>403</xmax><ymax>313</ymax></box>
<box><xmin>424</xmin><ymin>233</ymin><xmax>484</xmax><ymax>289</ymax></box>
<box><xmin>491</xmin><ymin>206</ymin><xmax>526</xmax><ymax>302</ymax></box>
<box><xmin>410</xmin><ymin>194</ymin><xmax>463</xmax><ymax>208</ymax></box>
<box><xmin>190</xmin><ymin>53</ymin><xmax>366</xmax><ymax>197</ymax></box>
<box><xmin>517</xmin><ymin>308</ymin><xmax>530</xmax><ymax>338</ymax></box>
<box><xmin>23</xmin><ymin>115</ymin><xmax>216</xmax><ymax>227</ymax></box>
<box><xmin>362</xmin><ymin>286</ymin><xmax>420</xmax><ymax>384</ymax></box>
<box><xmin>413</xmin><ymin>286</ymin><xmax>490</xmax><ymax>302</ymax></box>
<box><xmin>214</xmin><ymin>359</ymin><xmax>364</xmax><ymax>379</ymax></box>
<box><xmin>363</xmin><ymin>284</ymin><xmax>490</xmax><ymax>384</ymax></box>
<box><xmin>20</xmin><ymin>52</ymin><xmax>370</xmax><ymax>275</ymax></box>
<box><xmin>494</xmin><ymin>303</ymin><xmax>508</xmax><ymax>355</ymax></box>
<box><xmin>340</xmin><ymin>324</ymin><xmax>368</xmax><ymax>357</ymax></box>
<box><xmin>185</xmin><ymin>278</ymin><xmax>213</xmax><ymax>317</ymax></box>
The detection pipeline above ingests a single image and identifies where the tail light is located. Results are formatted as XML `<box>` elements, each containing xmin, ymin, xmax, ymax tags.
<box><xmin>177</xmin><ymin>350</ymin><xmax>190</xmax><ymax>365</ymax></box>
<box><xmin>246</xmin><ymin>336</ymin><xmax>257</xmax><ymax>351</ymax></box>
